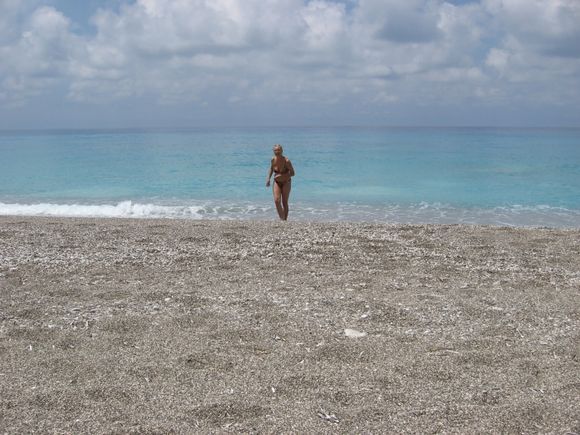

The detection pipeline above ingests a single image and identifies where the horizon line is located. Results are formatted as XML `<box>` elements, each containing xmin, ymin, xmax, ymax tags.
<box><xmin>1</xmin><ymin>124</ymin><xmax>580</xmax><ymax>133</ymax></box>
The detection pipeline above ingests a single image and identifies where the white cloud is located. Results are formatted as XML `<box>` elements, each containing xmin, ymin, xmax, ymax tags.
<box><xmin>0</xmin><ymin>0</ymin><xmax>40</xmax><ymax>42</ymax></box>
<box><xmin>301</xmin><ymin>1</ymin><xmax>348</xmax><ymax>51</ymax></box>
<box><xmin>0</xmin><ymin>5</ymin><xmax>80</xmax><ymax>105</ymax></box>
<box><xmin>475</xmin><ymin>0</ymin><xmax>580</xmax><ymax>107</ymax></box>
<box><xmin>0</xmin><ymin>0</ymin><xmax>579</xmax><ymax>124</ymax></box>
<box><xmin>486</xmin><ymin>48</ymin><xmax>509</xmax><ymax>74</ymax></box>
<box><xmin>484</xmin><ymin>0</ymin><xmax>580</xmax><ymax>57</ymax></box>
<box><xmin>354</xmin><ymin>0</ymin><xmax>442</xmax><ymax>43</ymax></box>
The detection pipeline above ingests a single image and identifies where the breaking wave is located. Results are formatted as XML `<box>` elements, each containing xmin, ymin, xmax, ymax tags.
<box><xmin>1</xmin><ymin>200</ymin><xmax>579</xmax><ymax>228</ymax></box>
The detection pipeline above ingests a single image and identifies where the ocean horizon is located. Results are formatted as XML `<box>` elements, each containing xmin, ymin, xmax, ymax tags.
<box><xmin>1</xmin><ymin>126</ymin><xmax>579</xmax><ymax>228</ymax></box>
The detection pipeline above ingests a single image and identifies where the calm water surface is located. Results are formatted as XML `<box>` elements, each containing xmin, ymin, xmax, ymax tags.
<box><xmin>1</xmin><ymin>127</ymin><xmax>579</xmax><ymax>227</ymax></box>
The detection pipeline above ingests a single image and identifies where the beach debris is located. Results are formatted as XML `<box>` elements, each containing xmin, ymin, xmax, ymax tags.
<box><xmin>345</xmin><ymin>328</ymin><xmax>367</xmax><ymax>338</ymax></box>
<box><xmin>317</xmin><ymin>409</ymin><xmax>339</xmax><ymax>424</ymax></box>
<box><xmin>428</xmin><ymin>347</ymin><xmax>459</xmax><ymax>355</ymax></box>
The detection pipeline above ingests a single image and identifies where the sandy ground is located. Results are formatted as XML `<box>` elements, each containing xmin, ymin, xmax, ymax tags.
<box><xmin>0</xmin><ymin>216</ymin><xmax>579</xmax><ymax>434</ymax></box>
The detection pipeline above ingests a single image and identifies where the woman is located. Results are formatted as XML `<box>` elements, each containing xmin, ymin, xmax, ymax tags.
<box><xmin>266</xmin><ymin>144</ymin><xmax>295</xmax><ymax>221</ymax></box>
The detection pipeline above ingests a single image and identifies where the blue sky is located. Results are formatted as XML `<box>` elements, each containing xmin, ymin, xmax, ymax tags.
<box><xmin>1</xmin><ymin>0</ymin><xmax>579</xmax><ymax>129</ymax></box>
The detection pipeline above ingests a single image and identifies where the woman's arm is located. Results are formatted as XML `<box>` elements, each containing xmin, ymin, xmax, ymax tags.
<box><xmin>287</xmin><ymin>159</ymin><xmax>295</xmax><ymax>177</ymax></box>
<box><xmin>266</xmin><ymin>160</ymin><xmax>273</xmax><ymax>186</ymax></box>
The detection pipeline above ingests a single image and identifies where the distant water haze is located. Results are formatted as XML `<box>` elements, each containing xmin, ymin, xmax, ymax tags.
<box><xmin>1</xmin><ymin>127</ymin><xmax>579</xmax><ymax>227</ymax></box>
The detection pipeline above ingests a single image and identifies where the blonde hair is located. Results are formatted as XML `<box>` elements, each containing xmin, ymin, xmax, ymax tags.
<box><xmin>273</xmin><ymin>144</ymin><xmax>283</xmax><ymax>152</ymax></box>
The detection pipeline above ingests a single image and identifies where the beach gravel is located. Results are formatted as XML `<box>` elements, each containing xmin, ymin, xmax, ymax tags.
<box><xmin>0</xmin><ymin>216</ymin><xmax>579</xmax><ymax>433</ymax></box>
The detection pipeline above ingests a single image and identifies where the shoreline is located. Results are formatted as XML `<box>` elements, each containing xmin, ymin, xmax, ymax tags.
<box><xmin>1</xmin><ymin>213</ymin><xmax>579</xmax><ymax>230</ymax></box>
<box><xmin>1</xmin><ymin>216</ymin><xmax>579</xmax><ymax>432</ymax></box>
<box><xmin>2</xmin><ymin>198</ymin><xmax>580</xmax><ymax>229</ymax></box>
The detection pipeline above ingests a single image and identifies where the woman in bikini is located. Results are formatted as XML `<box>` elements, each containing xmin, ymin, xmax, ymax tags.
<box><xmin>266</xmin><ymin>144</ymin><xmax>295</xmax><ymax>221</ymax></box>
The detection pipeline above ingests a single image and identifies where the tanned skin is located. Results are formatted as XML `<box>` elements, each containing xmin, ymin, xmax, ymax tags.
<box><xmin>266</xmin><ymin>144</ymin><xmax>295</xmax><ymax>221</ymax></box>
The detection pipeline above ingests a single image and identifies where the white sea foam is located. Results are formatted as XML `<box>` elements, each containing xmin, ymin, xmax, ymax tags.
<box><xmin>0</xmin><ymin>200</ymin><xmax>579</xmax><ymax>228</ymax></box>
<box><xmin>0</xmin><ymin>200</ymin><xmax>270</xmax><ymax>220</ymax></box>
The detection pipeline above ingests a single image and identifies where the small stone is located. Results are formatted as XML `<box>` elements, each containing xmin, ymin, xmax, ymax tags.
<box><xmin>317</xmin><ymin>409</ymin><xmax>339</xmax><ymax>423</ymax></box>
<box><xmin>345</xmin><ymin>328</ymin><xmax>367</xmax><ymax>338</ymax></box>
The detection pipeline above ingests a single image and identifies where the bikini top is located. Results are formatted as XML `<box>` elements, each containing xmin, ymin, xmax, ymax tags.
<box><xmin>273</xmin><ymin>157</ymin><xmax>289</xmax><ymax>174</ymax></box>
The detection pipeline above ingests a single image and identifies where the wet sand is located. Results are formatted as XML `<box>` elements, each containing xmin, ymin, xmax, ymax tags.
<box><xmin>1</xmin><ymin>216</ymin><xmax>579</xmax><ymax>433</ymax></box>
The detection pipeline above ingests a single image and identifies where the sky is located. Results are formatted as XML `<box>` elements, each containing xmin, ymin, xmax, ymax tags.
<box><xmin>0</xmin><ymin>0</ymin><xmax>579</xmax><ymax>129</ymax></box>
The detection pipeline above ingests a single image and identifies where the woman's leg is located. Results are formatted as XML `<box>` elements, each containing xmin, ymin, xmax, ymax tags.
<box><xmin>281</xmin><ymin>180</ymin><xmax>291</xmax><ymax>220</ymax></box>
<box><xmin>273</xmin><ymin>181</ymin><xmax>285</xmax><ymax>220</ymax></box>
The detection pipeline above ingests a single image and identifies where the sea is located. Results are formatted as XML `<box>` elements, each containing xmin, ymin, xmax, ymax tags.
<box><xmin>1</xmin><ymin>127</ymin><xmax>579</xmax><ymax>228</ymax></box>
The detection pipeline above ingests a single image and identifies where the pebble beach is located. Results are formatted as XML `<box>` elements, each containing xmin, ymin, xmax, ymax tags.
<box><xmin>1</xmin><ymin>216</ymin><xmax>579</xmax><ymax>433</ymax></box>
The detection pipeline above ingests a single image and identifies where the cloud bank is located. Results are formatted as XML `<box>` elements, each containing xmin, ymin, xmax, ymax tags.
<box><xmin>1</xmin><ymin>0</ymin><xmax>579</xmax><ymax>127</ymax></box>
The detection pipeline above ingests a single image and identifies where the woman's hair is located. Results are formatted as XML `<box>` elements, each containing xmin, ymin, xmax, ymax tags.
<box><xmin>273</xmin><ymin>144</ymin><xmax>283</xmax><ymax>152</ymax></box>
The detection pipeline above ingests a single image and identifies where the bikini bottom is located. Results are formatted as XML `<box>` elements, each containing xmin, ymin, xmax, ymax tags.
<box><xmin>274</xmin><ymin>177</ymin><xmax>291</xmax><ymax>187</ymax></box>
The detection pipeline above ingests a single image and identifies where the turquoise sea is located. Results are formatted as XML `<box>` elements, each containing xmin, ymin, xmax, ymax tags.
<box><xmin>1</xmin><ymin>127</ymin><xmax>579</xmax><ymax>227</ymax></box>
